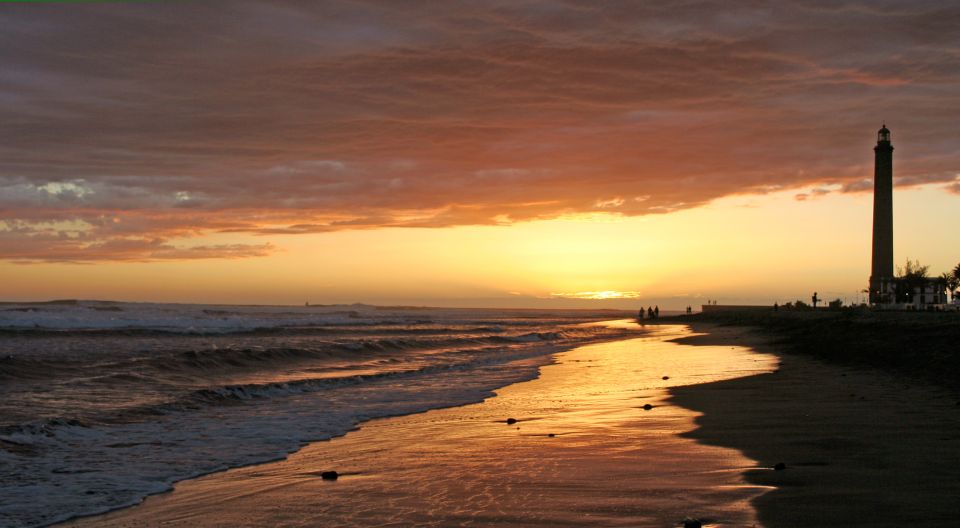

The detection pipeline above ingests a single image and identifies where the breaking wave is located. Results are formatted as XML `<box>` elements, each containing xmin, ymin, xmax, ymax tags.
<box><xmin>0</xmin><ymin>302</ymin><xmax>637</xmax><ymax>527</ymax></box>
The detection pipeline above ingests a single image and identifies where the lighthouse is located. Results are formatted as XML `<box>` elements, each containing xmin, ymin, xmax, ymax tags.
<box><xmin>869</xmin><ymin>124</ymin><xmax>894</xmax><ymax>304</ymax></box>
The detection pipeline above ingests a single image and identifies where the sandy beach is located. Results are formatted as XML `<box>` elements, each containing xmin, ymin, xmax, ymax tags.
<box><xmin>61</xmin><ymin>323</ymin><xmax>776</xmax><ymax>527</ymax></box>
<box><xmin>7</xmin><ymin>3</ymin><xmax>959</xmax><ymax>526</ymax></box>
<box><xmin>59</xmin><ymin>322</ymin><xmax>960</xmax><ymax>527</ymax></box>
<box><xmin>672</xmin><ymin>322</ymin><xmax>960</xmax><ymax>527</ymax></box>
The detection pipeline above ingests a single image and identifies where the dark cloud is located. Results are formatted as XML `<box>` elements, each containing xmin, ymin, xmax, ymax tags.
<box><xmin>841</xmin><ymin>179</ymin><xmax>874</xmax><ymax>193</ymax></box>
<box><xmin>1</xmin><ymin>1</ymin><xmax>959</xmax><ymax>261</ymax></box>
<box><xmin>894</xmin><ymin>172</ymin><xmax>959</xmax><ymax>187</ymax></box>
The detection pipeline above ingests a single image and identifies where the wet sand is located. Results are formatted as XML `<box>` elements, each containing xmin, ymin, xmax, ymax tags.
<box><xmin>671</xmin><ymin>323</ymin><xmax>960</xmax><ymax>527</ymax></box>
<box><xmin>61</xmin><ymin>321</ymin><xmax>960</xmax><ymax>527</ymax></box>
<box><xmin>61</xmin><ymin>324</ymin><xmax>777</xmax><ymax>527</ymax></box>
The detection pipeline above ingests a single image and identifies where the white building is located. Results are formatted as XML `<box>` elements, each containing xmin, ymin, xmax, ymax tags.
<box><xmin>877</xmin><ymin>278</ymin><xmax>950</xmax><ymax>310</ymax></box>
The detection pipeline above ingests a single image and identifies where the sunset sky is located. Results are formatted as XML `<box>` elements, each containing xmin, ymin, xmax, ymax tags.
<box><xmin>1</xmin><ymin>1</ymin><xmax>959</xmax><ymax>308</ymax></box>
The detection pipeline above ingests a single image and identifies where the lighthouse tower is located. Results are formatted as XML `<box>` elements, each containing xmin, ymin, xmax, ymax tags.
<box><xmin>869</xmin><ymin>124</ymin><xmax>894</xmax><ymax>304</ymax></box>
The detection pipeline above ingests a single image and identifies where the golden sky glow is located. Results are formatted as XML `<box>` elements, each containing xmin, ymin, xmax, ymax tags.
<box><xmin>3</xmin><ymin>184</ymin><xmax>957</xmax><ymax>308</ymax></box>
<box><xmin>1</xmin><ymin>2</ymin><xmax>959</xmax><ymax>307</ymax></box>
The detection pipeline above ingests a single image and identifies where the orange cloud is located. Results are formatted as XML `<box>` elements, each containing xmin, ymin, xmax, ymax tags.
<box><xmin>0</xmin><ymin>224</ymin><xmax>274</xmax><ymax>264</ymax></box>
<box><xmin>1</xmin><ymin>1</ymin><xmax>959</xmax><ymax>261</ymax></box>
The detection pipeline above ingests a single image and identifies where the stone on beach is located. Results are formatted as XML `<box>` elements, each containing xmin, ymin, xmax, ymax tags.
<box><xmin>682</xmin><ymin>518</ymin><xmax>703</xmax><ymax>528</ymax></box>
<box><xmin>662</xmin><ymin>376</ymin><xmax>670</xmax><ymax>380</ymax></box>
<box><xmin>505</xmin><ymin>418</ymin><xmax>518</xmax><ymax>424</ymax></box>
<box><xmin>642</xmin><ymin>404</ymin><xmax>654</xmax><ymax>410</ymax></box>
<box><xmin>773</xmin><ymin>462</ymin><xmax>786</xmax><ymax>471</ymax></box>
<box><xmin>320</xmin><ymin>471</ymin><xmax>339</xmax><ymax>480</ymax></box>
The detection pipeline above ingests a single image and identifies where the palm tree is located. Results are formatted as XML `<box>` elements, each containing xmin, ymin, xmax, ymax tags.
<box><xmin>939</xmin><ymin>272</ymin><xmax>955</xmax><ymax>303</ymax></box>
<box><xmin>949</xmin><ymin>262</ymin><xmax>960</xmax><ymax>303</ymax></box>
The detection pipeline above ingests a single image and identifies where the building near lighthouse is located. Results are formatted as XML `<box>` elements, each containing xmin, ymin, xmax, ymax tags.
<box><xmin>867</xmin><ymin>125</ymin><xmax>948</xmax><ymax>309</ymax></box>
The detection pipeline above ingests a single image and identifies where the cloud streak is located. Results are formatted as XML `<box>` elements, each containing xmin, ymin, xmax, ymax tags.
<box><xmin>1</xmin><ymin>1</ymin><xmax>959</xmax><ymax>261</ymax></box>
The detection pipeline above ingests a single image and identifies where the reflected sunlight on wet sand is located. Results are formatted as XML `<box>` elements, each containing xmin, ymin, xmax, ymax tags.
<box><xmin>64</xmin><ymin>323</ymin><xmax>778</xmax><ymax>527</ymax></box>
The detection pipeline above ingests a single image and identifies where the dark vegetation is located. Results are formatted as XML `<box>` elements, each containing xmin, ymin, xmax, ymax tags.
<box><xmin>679</xmin><ymin>309</ymin><xmax>960</xmax><ymax>392</ymax></box>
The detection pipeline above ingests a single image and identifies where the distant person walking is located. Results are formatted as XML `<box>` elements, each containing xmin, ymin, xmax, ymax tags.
<box><xmin>654</xmin><ymin>306</ymin><xmax>659</xmax><ymax>318</ymax></box>
<box><xmin>647</xmin><ymin>307</ymin><xmax>654</xmax><ymax>319</ymax></box>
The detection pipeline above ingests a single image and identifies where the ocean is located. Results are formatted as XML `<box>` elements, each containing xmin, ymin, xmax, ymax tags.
<box><xmin>0</xmin><ymin>301</ymin><xmax>636</xmax><ymax>527</ymax></box>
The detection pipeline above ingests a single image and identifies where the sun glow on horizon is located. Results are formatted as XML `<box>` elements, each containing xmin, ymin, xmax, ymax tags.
<box><xmin>3</xmin><ymin>183</ymin><xmax>957</xmax><ymax>309</ymax></box>
<box><xmin>550</xmin><ymin>291</ymin><xmax>643</xmax><ymax>300</ymax></box>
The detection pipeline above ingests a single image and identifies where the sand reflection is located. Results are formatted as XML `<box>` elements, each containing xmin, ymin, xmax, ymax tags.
<box><xmin>64</xmin><ymin>324</ymin><xmax>777</xmax><ymax>527</ymax></box>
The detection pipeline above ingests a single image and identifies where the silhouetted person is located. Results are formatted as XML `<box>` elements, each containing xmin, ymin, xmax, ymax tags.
<box><xmin>773</xmin><ymin>302</ymin><xmax>779</xmax><ymax>311</ymax></box>
<box><xmin>647</xmin><ymin>307</ymin><xmax>654</xmax><ymax>319</ymax></box>
<box><xmin>686</xmin><ymin>305</ymin><xmax>692</xmax><ymax>314</ymax></box>
<box><xmin>654</xmin><ymin>306</ymin><xmax>659</xmax><ymax>318</ymax></box>
<box><xmin>637</xmin><ymin>309</ymin><xmax>644</xmax><ymax>320</ymax></box>
<box><xmin>812</xmin><ymin>292</ymin><xmax>819</xmax><ymax>308</ymax></box>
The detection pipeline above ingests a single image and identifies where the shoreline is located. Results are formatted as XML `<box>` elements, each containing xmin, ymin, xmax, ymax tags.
<box><xmin>60</xmin><ymin>324</ymin><xmax>776</xmax><ymax>527</ymax></box>
<box><xmin>56</xmin><ymin>320</ymin><xmax>960</xmax><ymax>527</ymax></box>
<box><xmin>31</xmin><ymin>329</ymin><xmax>635</xmax><ymax>528</ymax></box>
<box><xmin>672</xmin><ymin>310</ymin><xmax>960</xmax><ymax>394</ymax></box>
<box><xmin>670</xmin><ymin>321</ymin><xmax>960</xmax><ymax>527</ymax></box>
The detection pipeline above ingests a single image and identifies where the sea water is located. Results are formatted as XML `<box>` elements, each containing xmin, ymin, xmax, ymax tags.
<box><xmin>0</xmin><ymin>302</ymin><xmax>635</xmax><ymax>527</ymax></box>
